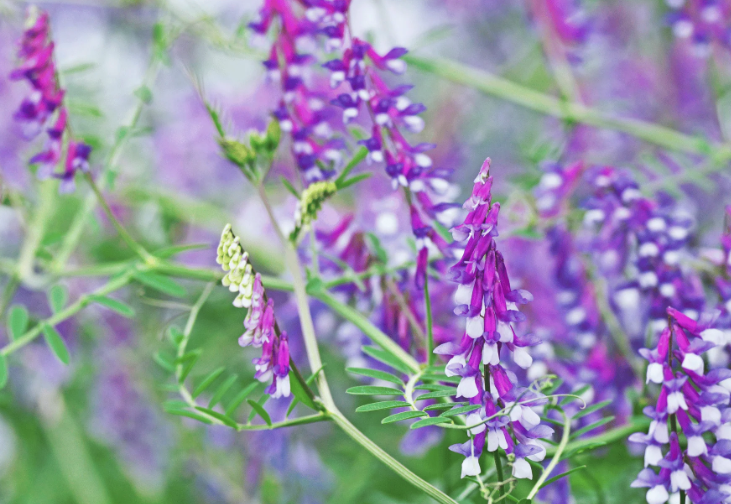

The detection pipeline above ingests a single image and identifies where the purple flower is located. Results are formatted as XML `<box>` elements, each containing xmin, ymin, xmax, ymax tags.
<box><xmin>437</xmin><ymin>158</ymin><xmax>551</xmax><ymax>478</ymax></box>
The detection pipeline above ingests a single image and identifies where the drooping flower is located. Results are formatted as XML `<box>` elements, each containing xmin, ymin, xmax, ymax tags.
<box><xmin>11</xmin><ymin>7</ymin><xmax>92</xmax><ymax>190</ymax></box>
<box><xmin>630</xmin><ymin>307</ymin><xmax>731</xmax><ymax>503</ymax></box>
<box><xmin>435</xmin><ymin>158</ymin><xmax>552</xmax><ymax>479</ymax></box>
<box><xmin>216</xmin><ymin>224</ymin><xmax>291</xmax><ymax>398</ymax></box>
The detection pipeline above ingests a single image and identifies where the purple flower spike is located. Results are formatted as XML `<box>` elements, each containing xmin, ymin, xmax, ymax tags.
<box><xmin>437</xmin><ymin>158</ymin><xmax>550</xmax><ymax>478</ymax></box>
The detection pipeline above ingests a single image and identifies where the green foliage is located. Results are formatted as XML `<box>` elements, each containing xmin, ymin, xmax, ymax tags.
<box><xmin>133</xmin><ymin>271</ymin><xmax>187</xmax><ymax>297</ymax></box>
<box><xmin>355</xmin><ymin>401</ymin><xmax>411</xmax><ymax>412</ymax></box>
<box><xmin>89</xmin><ymin>295</ymin><xmax>135</xmax><ymax>317</ymax></box>
<box><xmin>346</xmin><ymin>386</ymin><xmax>404</xmax><ymax>396</ymax></box>
<box><xmin>346</xmin><ymin>367</ymin><xmax>404</xmax><ymax>385</ymax></box>
<box><xmin>247</xmin><ymin>399</ymin><xmax>272</xmax><ymax>426</ymax></box>
<box><xmin>0</xmin><ymin>355</ymin><xmax>7</xmax><ymax>389</ymax></box>
<box><xmin>381</xmin><ymin>411</ymin><xmax>427</xmax><ymax>424</ymax></box>
<box><xmin>7</xmin><ymin>305</ymin><xmax>28</xmax><ymax>340</ymax></box>
<box><xmin>48</xmin><ymin>284</ymin><xmax>68</xmax><ymax>313</ymax></box>
<box><xmin>42</xmin><ymin>325</ymin><xmax>70</xmax><ymax>365</ymax></box>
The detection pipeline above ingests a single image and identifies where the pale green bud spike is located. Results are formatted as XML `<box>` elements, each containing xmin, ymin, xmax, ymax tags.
<box><xmin>290</xmin><ymin>181</ymin><xmax>337</xmax><ymax>242</ymax></box>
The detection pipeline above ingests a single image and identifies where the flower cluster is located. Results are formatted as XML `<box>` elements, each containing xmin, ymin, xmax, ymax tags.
<box><xmin>713</xmin><ymin>206</ymin><xmax>731</xmax><ymax>360</ymax></box>
<box><xmin>666</xmin><ymin>0</ymin><xmax>731</xmax><ymax>57</ymax></box>
<box><xmin>249</xmin><ymin>0</ymin><xmax>346</xmax><ymax>183</ymax></box>
<box><xmin>11</xmin><ymin>7</ymin><xmax>91</xmax><ymax>192</ymax></box>
<box><xmin>630</xmin><ymin>307</ymin><xmax>731</xmax><ymax>504</ymax></box>
<box><xmin>582</xmin><ymin>166</ymin><xmax>702</xmax><ymax>338</ymax></box>
<box><xmin>436</xmin><ymin>158</ymin><xmax>552</xmax><ymax>479</ymax></box>
<box><xmin>216</xmin><ymin>224</ymin><xmax>291</xmax><ymax>398</ymax></box>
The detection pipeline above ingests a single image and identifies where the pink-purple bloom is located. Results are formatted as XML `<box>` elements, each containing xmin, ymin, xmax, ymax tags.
<box><xmin>630</xmin><ymin>307</ymin><xmax>731</xmax><ymax>503</ymax></box>
<box><xmin>436</xmin><ymin>158</ymin><xmax>552</xmax><ymax>478</ymax></box>
<box><xmin>10</xmin><ymin>7</ymin><xmax>92</xmax><ymax>191</ymax></box>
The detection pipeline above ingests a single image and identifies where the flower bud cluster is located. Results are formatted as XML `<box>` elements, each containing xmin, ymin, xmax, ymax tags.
<box><xmin>631</xmin><ymin>307</ymin><xmax>731</xmax><ymax>504</ymax></box>
<box><xmin>11</xmin><ymin>7</ymin><xmax>91</xmax><ymax>192</ymax></box>
<box><xmin>290</xmin><ymin>180</ymin><xmax>337</xmax><ymax>242</ymax></box>
<box><xmin>216</xmin><ymin>224</ymin><xmax>291</xmax><ymax>398</ymax></box>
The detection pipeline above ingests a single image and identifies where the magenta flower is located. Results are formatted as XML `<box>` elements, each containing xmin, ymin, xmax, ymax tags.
<box><xmin>11</xmin><ymin>7</ymin><xmax>92</xmax><ymax>190</ymax></box>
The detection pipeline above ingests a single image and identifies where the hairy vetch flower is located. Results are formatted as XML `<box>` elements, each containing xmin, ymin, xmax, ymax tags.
<box><xmin>11</xmin><ymin>7</ymin><xmax>92</xmax><ymax>190</ymax></box>
<box><xmin>216</xmin><ymin>224</ymin><xmax>291</xmax><ymax>398</ymax></box>
<box><xmin>436</xmin><ymin>158</ymin><xmax>552</xmax><ymax>479</ymax></box>
<box><xmin>630</xmin><ymin>307</ymin><xmax>731</xmax><ymax>503</ymax></box>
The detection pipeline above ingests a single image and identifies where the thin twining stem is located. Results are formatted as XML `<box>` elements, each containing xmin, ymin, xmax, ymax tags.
<box><xmin>527</xmin><ymin>411</ymin><xmax>571</xmax><ymax>499</ymax></box>
<box><xmin>406</xmin><ymin>55</ymin><xmax>731</xmax><ymax>162</ymax></box>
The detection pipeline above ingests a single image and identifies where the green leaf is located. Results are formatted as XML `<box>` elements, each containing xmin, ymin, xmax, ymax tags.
<box><xmin>89</xmin><ymin>295</ymin><xmax>135</xmax><ymax>318</ymax></box>
<box><xmin>178</xmin><ymin>350</ymin><xmax>201</xmax><ymax>382</ymax></box>
<box><xmin>345</xmin><ymin>386</ymin><xmax>403</xmax><ymax>396</ymax></box>
<box><xmin>134</xmin><ymin>85</ymin><xmax>153</xmax><ymax>104</ymax></box>
<box><xmin>518</xmin><ymin>500</ymin><xmax>532</xmax><ymax>504</ymax></box>
<box><xmin>539</xmin><ymin>465</ymin><xmax>586</xmax><ymax>489</ymax></box>
<box><xmin>66</xmin><ymin>100</ymin><xmax>104</xmax><ymax>118</ymax></box>
<box><xmin>162</xmin><ymin>399</ymin><xmax>189</xmax><ymax>410</ymax></box>
<box><xmin>166</xmin><ymin>409</ymin><xmax>213</xmax><ymax>424</ymax></box>
<box><xmin>133</xmin><ymin>271</ymin><xmax>187</xmax><ymax>298</ymax></box>
<box><xmin>410</xmin><ymin>417</ymin><xmax>453</xmax><ymax>429</ymax></box>
<box><xmin>423</xmin><ymin>402</ymin><xmax>466</xmax><ymax>411</ymax></box>
<box><xmin>0</xmin><ymin>355</ymin><xmax>7</xmax><ymax>389</ymax></box>
<box><xmin>440</xmin><ymin>404</ymin><xmax>482</xmax><ymax>417</ymax></box>
<box><xmin>570</xmin><ymin>416</ymin><xmax>614</xmax><ymax>440</ymax></box>
<box><xmin>305</xmin><ymin>277</ymin><xmax>325</xmax><ymax>296</ymax></box>
<box><xmin>208</xmin><ymin>374</ymin><xmax>238</xmax><ymax>408</ymax></box>
<box><xmin>42</xmin><ymin>325</ymin><xmax>69</xmax><ymax>365</ymax></box>
<box><xmin>289</xmin><ymin>372</ymin><xmax>317</xmax><ymax>411</ymax></box>
<box><xmin>195</xmin><ymin>407</ymin><xmax>239</xmax><ymax>429</ymax></box>
<box><xmin>153</xmin><ymin>351</ymin><xmax>175</xmax><ymax>372</ymax></box>
<box><xmin>7</xmin><ymin>305</ymin><xmax>28</xmax><ymax>340</ymax></box>
<box><xmin>48</xmin><ymin>284</ymin><xmax>68</xmax><ymax>313</ymax></box>
<box><xmin>355</xmin><ymin>400</ymin><xmax>411</xmax><ymax>412</ymax></box>
<box><xmin>193</xmin><ymin>367</ymin><xmax>225</xmax><ymax>398</ymax></box>
<box><xmin>414</xmin><ymin>384</ymin><xmax>454</xmax><ymax>392</ymax></box>
<box><xmin>168</xmin><ymin>326</ymin><xmax>185</xmax><ymax>346</ymax></box>
<box><xmin>225</xmin><ymin>382</ymin><xmax>259</xmax><ymax>416</ymax></box>
<box><xmin>280</xmin><ymin>176</ymin><xmax>300</xmax><ymax>198</ymax></box>
<box><xmin>560</xmin><ymin>384</ymin><xmax>591</xmax><ymax>406</ymax></box>
<box><xmin>335</xmin><ymin>172</ymin><xmax>372</xmax><ymax>190</ymax></box>
<box><xmin>382</xmin><ymin>411</ymin><xmax>427</xmax><ymax>424</ymax></box>
<box><xmin>572</xmin><ymin>399</ymin><xmax>612</xmax><ymax>420</ymax></box>
<box><xmin>421</xmin><ymin>373</ymin><xmax>461</xmax><ymax>383</ymax></box>
<box><xmin>361</xmin><ymin>346</ymin><xmax>412</xmax><ymax>375</ymax></box>
<box><xmin>334</xmin><ymin>147</ymin><xmax>367</xmax><ymax>185</ymax></box>
<box><xmin>247</xmin><ymin>399</ymin><xmax>272</xmax><ymax>426</ymax></box>
<box><xmin>153</xmin><ymin>243</ymin><xmax>208</xmax><ymax>259</ymax></box>
<box><xmin>346</xmin><ymin>367</ymin><xmax>403</xmax><ymax>385</ymax></box>
<box><xmin>414</xmin><ymin>389</ymin><xmax>456</xmax><ymax>400</ymax></box>
<box><xmin>364</xmin><ymin>233</ymin><xmax>388</xmax><ymax>263</ymax></box>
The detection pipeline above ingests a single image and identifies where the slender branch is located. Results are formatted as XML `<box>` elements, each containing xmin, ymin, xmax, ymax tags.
<box><xmin>50</xmin><ymin>45</ymin><xmax>163</xmax><ymax>273</ymax></box>
<box><xmin>329</xmin><ymin>411</ymin><xmax>458</xmax><ymax>504</ymax></box>
<box><xmin>493</xmin><ymin>451</ymin><xmax>506</xmax><ymax>499</ymax></box>
<box><xmin>84</xmin><ymin>173</ymin><xmax>156</xmax><ymax>264</ymax></box>
<box><xmin>0</xmin><ymin>268</ymin><xmax>137</xmax><ymax>357</ymax></box>
<box><xmin>527</xmin><ymin>411</ymin><xmax>571</xmax><ymax>499</ymax></box>
<box><xmin>423</xmin><ymin>274</ymin><xmax>435</xmax><ymax>366</ymax></box>
<box><xmin>406</xmin><ymin>55</ymin><xmax>731</xmax><ymax>161</ymax></box>
<box><xmin>256</xmin><ymin>184</ymin><xmax>335</xmax><ymax>408</ymax></box>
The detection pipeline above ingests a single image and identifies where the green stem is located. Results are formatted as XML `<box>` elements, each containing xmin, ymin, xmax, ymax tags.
<box><xmin>84</xmin><ymin>173</ymin><xmax>156</xmax><ymax>264</ymax></box>
<box><xmin>423</xmin><ymin>274</ymin><xmax>435</xmax><ymax>366</ymax></box>
<box><xmin>330</xmin><ymin>411</ymin><xmax>458</xmax><ymax>504</ymax></box>
<box><xmin>493</xmin><ymin>451</ymin><xmax>506</xmax><ymax>499</ymax></box>
<box><xmin>16</xmin><ymin>179</ymin><xmax>56</xmax><ymax>288</ymax></box>
<box><xmin>312</xmin><ymin>288</ymin><xmax>421</xmax><ymax>374</ymax></box>
<box><xmin>256</xmin><ymin>184</ymin><xmax>335</xmax><ymax>409</ymax></box>
<box><xmin>406</xmin><ymin>55</ymin><xmax>731</xmax><ymax>161</ymax></box>
<box><xmin>50</xmin><ymin>54</ymin><xmax>162</xmax><ymax>273</ymax></box>
<box><xmin>0</xmin><ymin>268</ymin><xmax>137</xmax><ymax>357</ymax></box>
<box><xmin>527</xmin><ymin>411</ymin><xmax>571</xmax><ymax>499</ymax></box>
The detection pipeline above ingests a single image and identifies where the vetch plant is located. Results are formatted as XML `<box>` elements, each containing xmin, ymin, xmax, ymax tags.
<box><xmin>3</xmin><ymin>1</ymin><xmax>731</xmax><ymax>503</ymax></box>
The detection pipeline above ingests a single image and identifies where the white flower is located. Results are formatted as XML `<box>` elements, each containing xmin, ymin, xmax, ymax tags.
<box><xmin>512</xmin><ymin>458</ymin><xmax>532</xmax><ymax>479</ymax></box>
